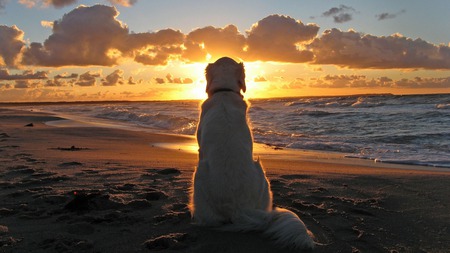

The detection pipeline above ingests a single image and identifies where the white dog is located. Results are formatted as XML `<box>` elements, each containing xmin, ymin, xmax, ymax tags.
<box><xmin>190</xmin><ymin>57</ymin><xmax>315</xmax><ymax>250</ymax></box>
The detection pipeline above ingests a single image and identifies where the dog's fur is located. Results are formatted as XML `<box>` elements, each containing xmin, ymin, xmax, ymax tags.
<box><xmin>190</xmin><ymin>57</ymin><xmax>315</xmax><ymax>250</ymax></box>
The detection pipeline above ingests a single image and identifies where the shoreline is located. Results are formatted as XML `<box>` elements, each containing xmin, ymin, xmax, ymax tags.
<box><xmin>1</xmin><ymin>108</ymin><xmax>449</xmax><ymax>252</ymax></box>
<box><xmin>11</xmin><ymin>106</ymin><xmax>450</xmax><ymax>173</ymax></box>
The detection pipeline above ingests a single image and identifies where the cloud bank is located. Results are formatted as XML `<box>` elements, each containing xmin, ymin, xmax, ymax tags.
<box><xmin>309</xmin><ymin>29</ymin><xmax>450</xmax><ymax>69</ymax></box>
<box><xmin>288</xmin><ymin>75</ymin><xmax>450</xmax><ymax>90</ymax></box>
<box><xmin>1</xmin><ymin>5</ymin><xmax>449</xmax><ymax>71</ymax></box>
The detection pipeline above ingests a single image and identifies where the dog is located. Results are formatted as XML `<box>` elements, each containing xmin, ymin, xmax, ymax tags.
<box><xmin>189</xmin><ymin>57</ymin><xmax>315</xmax><ymax>250</ymax></box>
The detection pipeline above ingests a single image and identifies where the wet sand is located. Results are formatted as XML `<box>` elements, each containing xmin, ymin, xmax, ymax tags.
<box><xmin>0</xmin><ymin>108</ymin><xmax>449</xmax><ymax>252</ymax></box>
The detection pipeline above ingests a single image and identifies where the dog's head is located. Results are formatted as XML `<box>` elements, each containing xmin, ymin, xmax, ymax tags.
<box><xmin>205</xmin><ymin>57</ymin><xmax>246</xmax><ymax>97</ymax></box>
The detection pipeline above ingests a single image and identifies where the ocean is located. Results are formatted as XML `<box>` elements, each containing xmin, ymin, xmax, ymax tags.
<box><xmin>12</xmin><ymin>93</ymin><xmax>450</xmax><ymax>168</ymax></box>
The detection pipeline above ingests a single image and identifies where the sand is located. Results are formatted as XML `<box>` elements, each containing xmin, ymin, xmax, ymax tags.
<box><xmin>0</xmin><ymin>108</ymin><xmax>449</xmax><ymax>253</ymax></box>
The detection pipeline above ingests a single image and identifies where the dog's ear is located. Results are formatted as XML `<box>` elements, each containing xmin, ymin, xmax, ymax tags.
<box><xmin>205</xmin><ymin>63</ymin><xmax>214</xmax><ymax>94</ymax></box>
<box><xmin>238</xmin><ymin>62</ymin><xmax>246</xmax><ymax>93</ymax></box>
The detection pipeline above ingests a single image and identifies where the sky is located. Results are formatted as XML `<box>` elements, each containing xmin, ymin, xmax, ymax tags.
<box><xmin>0</xmin><ymin>0</ymin><xmax>450</xmax><ymax>102</ymax></box>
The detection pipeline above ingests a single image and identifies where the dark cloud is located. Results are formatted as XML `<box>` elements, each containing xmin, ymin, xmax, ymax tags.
<box><xmin>18</xmin><ymin>0</ymin><xmax>78</xmax><ymax>8</ymax></box>
<box><xmin>45</xmin><ymin>78</ymin><xmax>66</xmax><ymax>87</ymax></box>
<box><xmin>0</xmin><ymin>69</ymin><xmax>48</xmax><ymax>80</ymax></box>
<box><xmin>102</xmin><ymin>69</ymin><xmax>124</xmax><ymax>86</ymax></box>
<box><xmin>322</xmin><ymin>5</ymin><xmax>356</xmax><ymax>23</ymax></box>
<box><xmin>127</xmin><ymin>76</ymin><xmax>136</xmax><ymax>85</ymax></box>
<box><xmin>75</xmin><ymin>71</ymin><xmax>100</xmax><ymax>86</ymax></box>
<box><xmin>245</xmin><ymin>14</ymin><xmax>319</xmax><ymax>62</ymax></box>
<box><xmin>14</xmin><ymin>80</ymin><xmax>29</xmax><ymax>88</ymax></box>
<box><xmin>309</xmin><ymin>29</ymin><xmax>450</xmax><ymax>69</ymax></box>
<box><xmin>154</xmin><ymin>77</ymin><xmax>165</xmax><ymax>84</ymax></box>
<box><xmin>376</xmin><ymin>10</ymin><xmax>406</xmax><ymax>21</ymax></box>
<box><xmin>46</xmin><ymin>0</ymin><xmax>77</xmax><ymax>8</ymax></box>
<box><xmin>0</xmin><ymin>25</ymin><xmax>25</xmax><ymax>68</ymax></box>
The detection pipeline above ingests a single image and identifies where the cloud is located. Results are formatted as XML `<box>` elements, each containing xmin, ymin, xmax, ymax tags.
<box><xmin>22</xmin><ymin>5</ymin><xmax>129</xmax><ymax>66</ymax></box>
<box><xmin>54</xmin><ymin>72</ymin><xmax>78</xmax><ymax>79</ymax></box>
<box><xmin>254</xmin><ymin>76</ymin><xmax>267</xmax><ymax>82</ymax></box>
<box><xmin>0</xmin><ymin>0</ymin><xmax>7</xmax><ymax>10</ymax></box>
<box><xmin>245</xmin><ymin>14</ymin><xmax>319</xmax><ymax>62</ymax></box>
<box><xmin>284</xmin><ymin>78</ymin><xmax>306</xmax><ymax>89</ymax></box>
<box><xmin>14</xmin><ymin>80</ymin><xmax>31</xmax><ymax>89</ymax></box>
<box><xmin>305</xmin><ymin>75</ymin><xmax>450</xmax><ymax>89</ymax></box>
<box><xmin>40</xmin><ymin>20</ymin><xmax>54</xmax><ymax>28</ymax></box>
<box><xmin>128</xmin><ymin>29</ymin><xmax>185</xmax><ymax>65</ymax></box>
<box><xmin>75</xmin><ymin>71</ymin><xmax>101</xmax><ymax>86</ymax></box>
<box><xmin>6</xmin><ymin>8</ymin><xmax>450</xmax><ymax>71</ymax></box>
<box><xmin>19</xmin><ymin>0</ymin><xmax>78</xmax><ymax>8</ymax></box>
<box><xmin>157</xmin><ymin>73</ymin><xmax>193</xmax><ymax>84</ymax></box>
<box><xmin>0</xmin><ymin>25</ymin><xmax>26</xmax><ymax>67</ymax></box>
<box><xmin>45</xmin><ymin>78</ymin><xmax>66</xmax><ymax>87</ymax></box>
<box><xmin>0</xmin><ymin>69</ymin><xmax>48</xmax><ymax>80</ymax></box>
<box><xmin>376</xmin><ymin>10</ymin><xmax>406</xmax><ymax>21</ymax></box>
<box><xmin>322</xmin><ymin>5</ymin><xmax>356</xmax><ymax>23</ymax></box>
<box><xmin>17</xmin><ymin>0</ymin><xmax>137</xmax><ymax>8</ymax></box>
<box><xmin>309</xmin><ymin>29</ymin><xmax>450</xmax><ymax>69</ymax></box>
<box><xmin>183</xmin><ymin>25</ymin><xmax>246</xmax><ymax>62</ymax></box>
<box><xmin>22</xmin><ymin>5</ymin><xmax>185</xmax><ymax>67</ymax></box>
<box><xmin>154</xmin><ymin>77</ymin><xmax>165</xmax><ymax>84</ymax></box>
<box><xmin>102</xmin><ymin>69</ymin><xmax>124</xmax><ymax>86</ymax></box>
<box><xmin>394</xmin><ymin>76</ymin><xmax>450</xmax><ymax>89</ymax></box>
<box><xmin>107</xmin><ymin>0</ymin><xmax>137</xmax><ymax>7</ymax></box>
<box><xmin>309</xmin><ymin>74</ymin><xmax>368</xmax><ymax>88</ymax></box>
<box><xmin>127</xmin><ymin>76</ymin><xmax>138</xmax><ymax>85</ymax></box>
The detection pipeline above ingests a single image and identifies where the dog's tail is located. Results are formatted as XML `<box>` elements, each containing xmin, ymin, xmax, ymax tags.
<box><xmin>219</xmin><ymin>207</ymin><xmax>315</xmax><ymax>250</ymax></box>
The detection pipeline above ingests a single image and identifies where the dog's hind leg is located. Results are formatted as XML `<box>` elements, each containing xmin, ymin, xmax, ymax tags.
<box><xmin>253</xmin><ymin>159</ymin><xmax>273</xmax><ymax>211</ymax></box>
<box><xmin>191</xmin><ymin>160</ymin><xmax>226</xmax><ymax>226</ymax></box>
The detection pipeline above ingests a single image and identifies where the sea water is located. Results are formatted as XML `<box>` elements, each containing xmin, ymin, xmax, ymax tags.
<box><xmin>20</xmin><ymin>94</ymin><xmax>450</xmax><ymax>168</ymax></box>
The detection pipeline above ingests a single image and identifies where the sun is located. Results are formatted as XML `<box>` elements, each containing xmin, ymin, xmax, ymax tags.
<box><xmin>177</xmin><ymin>60</ymin><xmax>269</xmax><ymax>100</ymax></box>
<box><xmin>180</xmin><ymin>62</ymin><xmax>208</xmax><ymax>100</ymax></box>
<box><xmin>242</xmin><ymin>61</ymin><xmax>268</xmax><ymax>99</ymax></box>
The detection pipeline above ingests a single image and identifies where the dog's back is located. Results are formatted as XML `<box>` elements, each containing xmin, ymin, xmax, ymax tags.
<box><xmin>193</xmin><ymin>92</ymin><xmax>272</xmax><ymax>225</ymax></box>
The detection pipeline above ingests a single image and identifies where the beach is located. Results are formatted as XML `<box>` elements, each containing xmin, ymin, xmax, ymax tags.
<box><xmin>0</xmin><ymin>108</ymin><xmax>449</xmax><ymax>253</ymax></box>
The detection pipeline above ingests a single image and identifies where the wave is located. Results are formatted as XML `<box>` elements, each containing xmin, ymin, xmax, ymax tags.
<box><xmin>436</xmin><ymin>103</ymin><xmax>450</xmax><ymax>109</ymax></box>
<box><xmin>96</xmin><ymin>109</ymin><xmax>197</xmax><ymax>135</ymax></box>
<box><xmin>292</xmin><ymin>109</ymin><xmax>335</xmax><ymax>117</ymax></box>
<box><xmin>286</xmin><ymin>141</ymin><xmax>357</xmax><ymax>153</ymax></box>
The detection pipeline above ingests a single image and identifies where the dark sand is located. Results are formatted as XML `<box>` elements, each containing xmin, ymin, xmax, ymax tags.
<box><xmin>0</xmin><ymin>108</ymin><xmax>449</xmax><ymax>252</ymax></box>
